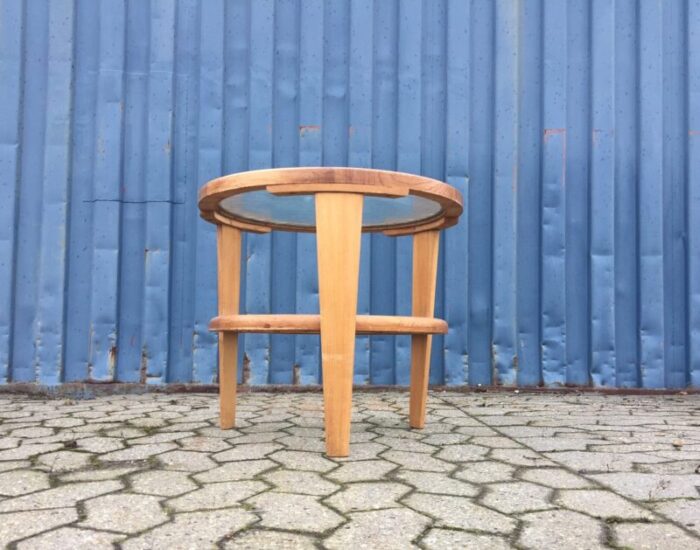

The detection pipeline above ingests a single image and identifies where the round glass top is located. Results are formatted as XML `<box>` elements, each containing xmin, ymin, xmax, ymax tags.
<box><xmin>219</xmin><ymin>190</ymin><xmax>442</xmax><ymax>229</ymax></box>
<box><xmin>198</xmin><ymin>167</ymin><xmax>463</xmax><ymax>234</ymax></box>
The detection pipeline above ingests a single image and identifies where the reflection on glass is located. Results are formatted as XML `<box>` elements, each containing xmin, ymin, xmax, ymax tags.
<box><xmin>220</xmin><ymin>190</ymin><xmax>442</xmax><ymax>228</ymax></box>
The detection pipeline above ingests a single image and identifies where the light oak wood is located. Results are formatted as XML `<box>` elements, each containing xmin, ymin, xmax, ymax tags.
<box><xmin>212</xmin><ymin>212</ymin><xmax>270</xmax><ymax>234</ymax></box>
<box><xmin>209</xmin><ymin>314</ymin><xmax>448</xmax><ymax>335</ymax></box>
<box><xmin>383</xmin><ymin>216</ymin><xmax>457</xmax><ymax>237</ymax></box>
<box><xmin>409</xmin><ymin>230</ymin><xmax>440</xmax><ymax>429</ymax></box>
<box><xmin>199</xmin><ymin>167</ymin><xmax>462</xmax><ymax>234</ymax></box>
<box><xmin>316</xmin><ymin>193</ymin><xmax>363</xmax><ymax>457</ymax></box>
<box><xmin>200</xmin><ymin>168</ymin><xmax>463</xmax><ymax>455</ymax></box>
<box><xmin>267</xmin><ymin>183</ymin><xmax>409</xmax><ymax>198</ymax></box>
<box><xmin>217</xmin><ymin>224</ymin><xmax>241</xmax><ymax>430</ymax></box>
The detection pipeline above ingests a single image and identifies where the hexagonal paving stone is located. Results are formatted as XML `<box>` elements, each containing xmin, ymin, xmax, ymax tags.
<box><xmin>556</xmin><ymin>489</ymin><xmax>655</xmax><ymax>520</ymax></box>
<box><xmin>128</xmin><ymin>417</ymin><xmax>168</xmax><ymax>429</ymax></box>
<box><xmin>428</xmin><ymin>406</ymin><xmax>469</xmax><ymax>418</ymax></box>
<box><xmin>248</xmin><ymin>492</ymin><xmax>344</xmax><ymax>533</ymax></box>
<box><xmin>0</xmin><ymin>508</ymin><xmax>78</xmax><ymax>547</ymax></box>
<box><xmin>382</xmin><ymin>451</ymin><xmax>454</xmax><ymax>473</ymax></box>
<box><xmin>0</xmin><ymin>437</ymin><xmax>19</xmax><ymax>450</ymax></box>
<box><xmin>543</xmin><ymin>451</ymin><xmax>665</xmax><ymax>473</ymax></box>
<box><xmin>522</xmin><ymin>436</ymin><xmax>607</xmax><ymax>452</ymax></box>
<box><xmin>364</xmin><ymin>416</ymin><xmax>404</xmax><ymax>429</ymax></box>
<box><xmin>36</xmin><ymin>451</ymin><xmax>92</xmax><ymax>472</ymax></box>
<box><xmin>405</xmin><ymin>493</ymin><xmax>516</xmax><ymax>534</ymax></box>
<box><xmin>275</xmin><ymin>435</ymin><xmax>326</xmax><ymax>452</ymax></box>
<box><xmin>225</xmin><ymin>530</ymin><xmax>318</xmax><ymax>549</ymax></box>
<box><xmin>105</xmin><ymin>427</ymin><xmax>147</xmax><ymax>438</ymax></box>
<box><xmin>613</xmin><ymin>522</ymin><xmax>700</xmax><ymax>549</ymax></box>
<box><xmin>334</xmin><ymin>442</ymin><xmax>387</xmax><ymax>462</ymax></box>
<box><xmin>100</xmin><ymin>443</ymin><xmax>177</xmax><ymax>462</ymax></box>
<box><xmin>0</xmin><ymin>460</ymin><xmax>31</xmax><ymax>472</ymax></box>
<box><xmin>653</xmin><ymin>450</ymin><xmax>700</xmax><ymax>461</ymax></box>
<box><xmin>59</xmin><ymin>423</ymin><xmax>113</xmax><ymax>434</ymax></box>
<box><xmin>497</xmin><ymin>426</ymin><xmax>562</xmax><ymax>438</ymax></box>
<box><xmin>0</xmin><ymin>391</ymin><xmax>699</xmax><ymax>550</ymax></box>
<box><xmin>441</xmin><ymin>416</ymin><xmax>483</xmax><ymax>427</ymax></box>
<box><xmin>167</xmin><ymin>480</ymin><xmax>267</xmax><ymax>512</ymax></box>
<box><xmin>588</xmin><ymin>443</ymin><xmax>677</xmax><ymax>454</ymax></box>
<box><xmin>122</xmin><ymin>508</ymin><xmax>256</xmax><ymax>550</ymax></box>
<box><xmin>0</xmin><ymin>443</ymin><xmax>64</xmax><ymax>461</ymax></box>
<box><xmin>232</xmin><ymin>431</ymin><xmax>284</xmax><ymax>444</ymax></box>
<box><xmin>77</xmin><ymin>436</ymin><xmax>124</xmax><ymax>453</ymax></box>
<box><xmin>156</xmin><ymin>450</ymin><xmax>216</xmax><ymax>472</ymax></box>
<box><xmin>60</xmin><ymin>466</ymin><xmax>142</xmax><ymax>482</ymax></box>
<box><xmin>0</xmin><ymin>480</ymin><xmax>122</xmax><ymax>512</ymax></box>
<box><xmin>194</xmin><ymin>459</ymin><xmax>277</xmax><ymax>483</ymax></box>
<box><xmin>130</xmin><ymin>470</ymin><xmax>198</xmax><ymax>497</ymax></box>
<box><xmin>0</xmin><ymin>469</ymin><xmax>50</xmax><ymax>496</ymax></box>
<box><xmin>372</xmin><ymin>437</ymin><xmax>435</xmax><ymax>453</ymax></box>
<box><xmin>10</xmin><ymin>427</ymin><xmax>54</xmax><ymax>438</ymax></box>
<box><xmin>454</xmin><ymin>426</ymin><xmax>500</xmax><ymax>437</ymax></box>
<box><xmin>289</xmin><ymin>416</ymin><xmax>325</xmax><ymax>428</ymax></box>
<box><xmin>490</xmin><ymin>448</ymin><xmax>556</xmax><ymax>467</ymax></box>
<box><xmin>324</xmin><ymin>508</ymin><xmax>430</xmax><ymax>550</ymax></box>
<box><xmin>80</xmin><ymin>493</ymin><xmax>168</xmax><ymax>534</ymax></box>
<box><xmin>589</xmin><ymin>472</ymin><xmax>700</xmax><ymax>500</ymax></box>
<box><xmin>325</xmin><ymin>459</ymin><xmax>396</xmax><ymax>483</ymax></box>
<box><xmin>287</xmin><ymin>426</ymin><xmax>325</xmax><ymax>438</ymax></box>
<box><xmin>519</xmin><ymin>467</ymin><xmax>592</xmax><ymax>488</ymax></box>
<box><xmin>325</xmin><ymin>481</ymin><xmax>411</xmax><ymax>512</ymax></box>
<box><xmin>469</xmin><ymin>436</ymin><xmax>523</xmax><ymax>449</ymax></box>
<box><xmin>372</xmin><ymin>427</ymin><xmax>424</xmax><ymax>440</ymax></box>
<box><xmin>395</xmin><ymin>470</ymin><xmax>479</xmax><ymax>497</ymax></box>
<box><xmin>127</xmin><ymin>432</ymin><xmax>194</xmax><ymax>445</ymax></box>
<box><xmin>16</xmin><ymin>527</ymin><xmax>125</xmax><ymax>549</ymax></box>
<box><xmin>269</xmin><ymin>450</ymin><xmax>337</xmax><ymax>473</ymax></box>
<box><xmin>421</xmin><ymin>433</ymin><xmax>471</xmax><ymax>446</ymax></box>
<box><xmin>518</xmin><ymin>509</ymin><xmax>605</xmax><ymax>550</ymax></box>
<box><xmin>264</xmin><ymin>469</ymin><xmax>338</xmax><ymax>496</ymax></box>
<box><xmin>638</xmin><ymin>460</ymin><xmax>700</xmax><ymax>475</ymax></box>
<box><xmin>421</xmin><ymin>528</ymin><xmax>512</xmax><ymax>550</ymax></box>
<box><xmin>241</xmin><ymin>421</ymin><xmax>293</xmax><ymax>433</ymax></box>
<box><xmin>44</xmin><ymin>417</ymin><xmax>84</xmax><ymax>428</ymax></box>
<box><xmin>455</xmin><ymin>461</ymin><xmax>516</xmax><ymax>483</ymax></box>
<box><xmin>197</xmin><ymin>426</ymin><xmax>242</xmax><ymax>439</ymax></box>
<box><xmin>162</xmin><ymin>422</ymin><xmax>209</xmax><ymax>433</ymax></box>
<box><xmin>177</xmin><ymin>436</ymin><xmax>231</xmax><ymax>452</ymax></box>
<box><xmin>253</xmin><ymin>413</ymin><xmax>296</xmax><ymax>424</ymax></box>
<box><xmin>20</xmin><ymin>432</ymin><xmax>79</xmax><ymax>445</ymax></box>
<box><xmin>652</xmin><ymin>499</ymin><xmax>700</xmax><ymax>536</ymax></box>
<box><xmin>212</xmin><ymin>443</ymin><xmax>283</xmax><ymax>462</ymax></box>
<box><xmin>481</xmin><ymin>482</ymin><xmax>554</xmax><ymax>514</ymax></box>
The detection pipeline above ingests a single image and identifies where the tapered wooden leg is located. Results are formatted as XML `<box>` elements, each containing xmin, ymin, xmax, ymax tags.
<box><xmin>217</xmin><ymin>224</ymin><xmax>241</xmax><ymax>429</ymax></box>
<box><xmin>409</xmin><ymin>230</ymin><xmax>440</xmax><ymax>429</ymax></box>
<box><xmin>316</xmin><ymin>193</ymin><xmax>363</xmax><ymax>457</ymax></box>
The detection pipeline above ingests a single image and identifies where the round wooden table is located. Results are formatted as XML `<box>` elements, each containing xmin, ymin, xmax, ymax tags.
<box><xmin>199</xmin><ymin>167</ymin><xmax>463</xmax><ymax>457</ymax></box>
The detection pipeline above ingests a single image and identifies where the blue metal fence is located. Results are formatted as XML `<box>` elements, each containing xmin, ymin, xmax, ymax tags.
<box><xmin>1</xmin><ymin>0</ymin><xmax>698</xmax><ymax>388</ymax></box>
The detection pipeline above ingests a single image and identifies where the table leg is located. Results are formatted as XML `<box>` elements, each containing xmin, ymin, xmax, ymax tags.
<box><xmin>409</xmin><ymin>230</ymin><xmax>440</xmax><ymax>428</ymax></box>
<box><xmin>217</xmin><ymin>224</ymin><xmax>241</xmax><ymax>429</ymax></box>
<box><xmin>315</xmin><ymin>193</ymin><xmax>363</xmax><ymax>457</ymax></box>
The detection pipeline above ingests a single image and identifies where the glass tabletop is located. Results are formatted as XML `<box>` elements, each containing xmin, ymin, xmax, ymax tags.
<box><xmin>219</xmin><ymin>190</ymin><xmax>443</xmax><ymax>229</ymax></box>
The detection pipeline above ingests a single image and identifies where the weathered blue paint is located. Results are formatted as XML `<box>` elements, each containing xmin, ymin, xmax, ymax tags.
<box><xmin>1</xmin><ymin>0</ymin><xmax>698</xmax><ymax>389</ymax></box>
<box><xmin>690</xmin><ymin>0</ymin><xmax>700</xmax><ymax>388</ymax></box>
<box><xmin>613</xmin><ymin>0</ymin><xmax>639</xmax><ymax>389</ymax></box>
<box><xmin>515</xmin><ymin>0</ymin><xmax>542</xmax><ymax>387</ymax></box>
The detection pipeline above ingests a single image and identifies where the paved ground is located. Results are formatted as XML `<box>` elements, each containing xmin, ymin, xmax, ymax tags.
<box><xmin>0</xmin><ymin>391</ymin><xmax>698</xmax><ymax>549</ymax></box>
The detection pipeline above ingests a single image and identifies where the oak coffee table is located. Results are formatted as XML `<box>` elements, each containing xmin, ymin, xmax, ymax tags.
<box><xmin>199</xmin><ymin>167</ymin><xmax>463</xmax><ymax>457</ymax></box>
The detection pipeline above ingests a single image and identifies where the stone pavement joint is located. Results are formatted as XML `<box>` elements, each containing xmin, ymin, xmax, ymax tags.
<box><xmin>0</xmin><ymin>390</ymin><xmax>697</xmax><ymax>548</ymax></box>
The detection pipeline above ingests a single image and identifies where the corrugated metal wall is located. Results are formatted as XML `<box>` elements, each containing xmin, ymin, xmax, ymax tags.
<box><xmin>1</xmin><ymin>0</ymin><xmax>698</xmax><ymax>388</ymax></box>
